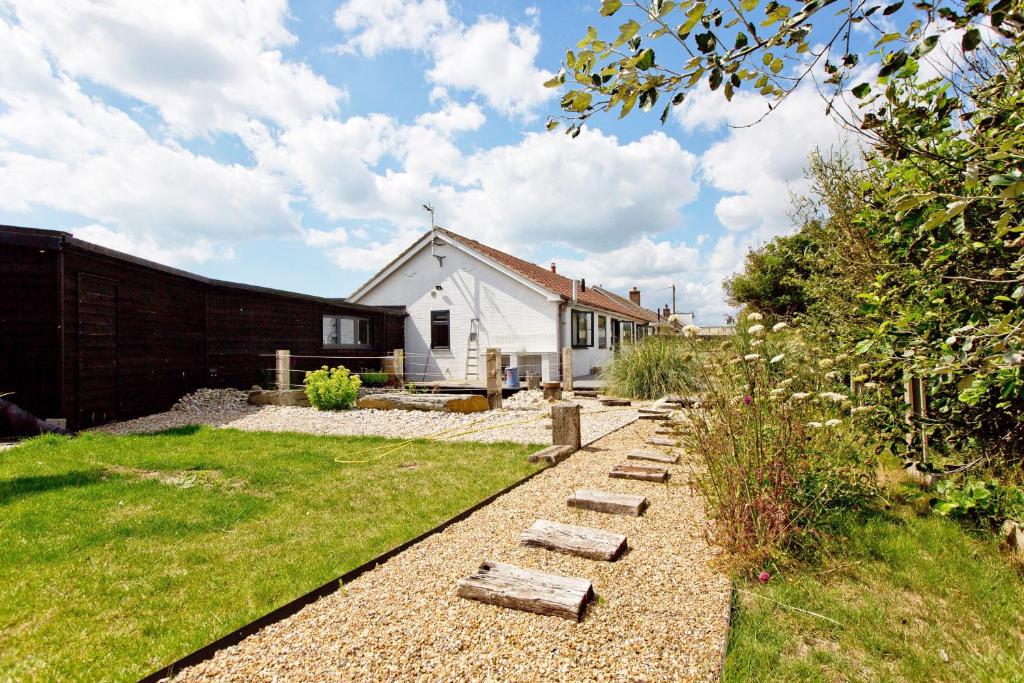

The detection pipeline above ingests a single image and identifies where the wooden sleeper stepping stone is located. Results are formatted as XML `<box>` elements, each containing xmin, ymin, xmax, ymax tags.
<box><xmin>600</xmin><ymin>398</ymin><xmax>631</xmax><ymax>406</ymax></box>
<box><xmin>638</xmin><ymin>407</ymin><xmax>668</xmax><ymax>415</ymax></box>
<box><xmin>456</xmin><ymin>560</ymin><xmax>594</xmax><ymax>621</ymax></box>
<box><xmin>567</xmin><ymin>488</ymin><xmax>648</xmax><ymax>517</ymax></box>
<box><xmin>573</xmin><ymin>389</ymin><xmax>598</xmax><ymax>398</ymax></box>
<box><xmin>647</xmin><ymin>437</ymin><xmax>678</xmax><ymax>447</ymax></box>
<box><xmin>627</xmin><ymin>448</ymin><xmax>679</xmax><ymax>464</ymax></box>
<box><xmin>520</xmin><ymin>519</ymin><xmax>627</xmax><ymax>561</ymax></box>
<box><xmin>638</xmin><ymin>412</ymin><xmax>668</xmax><ymax>420</ymax></box>
<box><xmin>654</xmin><ymin>428</ymin><xmax>678</xmax><ymax>436</ymax></box>
<box><xmin>610</xmin><ymin>463</ymin><xmax>669</xmax><ymax>482</ymax></box>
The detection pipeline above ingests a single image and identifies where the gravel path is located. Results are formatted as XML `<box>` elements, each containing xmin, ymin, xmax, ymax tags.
<box><xmin>96</xmin><ymin>390</ymin><xmax>641</xmax><ymax>446</ymax></box>
<box><xmin>170</xmin><ymin>420</ymin><xmax>731</xmax><ymax>682</ymax></box>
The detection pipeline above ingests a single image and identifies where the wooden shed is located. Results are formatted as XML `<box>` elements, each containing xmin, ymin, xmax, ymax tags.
<box><xmin>0</xmin><ymin>225</ymin><xmax>405</xmax><ymax>430</ymax></box>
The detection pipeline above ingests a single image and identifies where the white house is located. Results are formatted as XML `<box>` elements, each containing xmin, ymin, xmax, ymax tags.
<box><xmin>347</xmin><ymin>227</ymin><xmax>660</xmax><ymax>383</ymax></box>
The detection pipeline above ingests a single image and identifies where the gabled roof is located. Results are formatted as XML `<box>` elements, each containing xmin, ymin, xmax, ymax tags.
<box><xmin>437</xmin><ymin>228</ymin><xmax>657</xmax><ymax>322</ymax></box>
<box><xmin>349</xmin><ymin>226</ymin><xmax>658</xmax><ymax>322</ymax></box>
<box><xmin>592</xmin><ymin>285</ymin><xmax>659</xmax><ymax>323</ymax></box>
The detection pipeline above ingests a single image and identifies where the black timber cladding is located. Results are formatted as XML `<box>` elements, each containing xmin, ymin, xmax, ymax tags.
<box><xmin>0</xmin><ymin>225</ymin><xmax>405</xmax><ymax>430</ymax></box>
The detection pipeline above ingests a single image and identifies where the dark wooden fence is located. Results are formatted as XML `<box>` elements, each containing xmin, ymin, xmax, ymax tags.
<box><xmin>1</xmin><ymin>226</ymin><xmax>405</xmax><ymax>431</ymax></box>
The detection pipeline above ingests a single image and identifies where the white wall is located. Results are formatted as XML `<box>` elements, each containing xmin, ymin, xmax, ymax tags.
<box><xmin>354</xmin><ymin>239</ymin><xmax>560</xmax><ymax>382</ymax></box>
<box><xmin>562</xmin><ymin>305</ymin><xmax>645</xmax><ymax>378</ymax></box>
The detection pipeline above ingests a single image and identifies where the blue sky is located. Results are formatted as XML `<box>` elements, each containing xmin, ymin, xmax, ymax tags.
<box><xmin>0</xmin><ymin>0</ymin><xmax>862</xmax><ymax>322</ymax></box>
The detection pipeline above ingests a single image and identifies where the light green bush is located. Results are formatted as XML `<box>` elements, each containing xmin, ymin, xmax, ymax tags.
<box><xmin>602</xmin><ymin>335</ymin><xmax>695</xmax><ymax>399</ymax></box>
<box><xmin>303</xmin><ymin>365</ymin><xmax>361</xmax><ymax>410</ymax></box>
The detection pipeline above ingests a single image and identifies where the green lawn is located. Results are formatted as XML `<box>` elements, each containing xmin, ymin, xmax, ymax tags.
<box><xmin>723</xmin><ymin>487</ymin><xmax>1024</xmax><ymax>682</ymax></box>
<box><xmin>0</xmin><ymin>427</ymin><xmax>543</xmax><ymax>682</ymax></box>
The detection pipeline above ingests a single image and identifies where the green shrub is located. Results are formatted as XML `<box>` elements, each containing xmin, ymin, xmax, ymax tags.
<box><xmin>933</xmin><ymin>477</ymin><xmax>1024</xmax><ymax>527</ymax></box>
<box><xmin>359</xmin><ymin>371</ymin><xmax>389</xmax><ymax>387</ymax></box>
<box><xmin>602</xmin><ymin>336</ymin><xmax>695</xmax><ymax>399</ymax></box>
<box><xmin>303</xmin><ymin>365</ymin><xmax>361</xmax><ymax>410</ymax></box>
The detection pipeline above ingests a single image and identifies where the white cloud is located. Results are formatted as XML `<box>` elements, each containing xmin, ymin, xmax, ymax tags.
<box><xmin>6</xmin><ymin>0</ymin><xmax>343</xmax><ymax>136</ymax></box>
<box><xmin>414</xmin><ymin>100</ymin><xmax>486</xmax><ymax>135</ymax></box>
<box><xmin>0</xmin><ymin>16</ymin><xmax>299</xmax><ymax>255</ymax></box>
<box><xmin>443</xmin><ymin>129</ymin><xmax>699</xmax><ymax>251</ymax></box>
<box><xmin>676</xmin><ymin>81</ymin><xmax>853</xmax><ymax>234</ymax></box>
<box><xmin>333</xmin><ymin>0</ymin><xmax>554</xmax><ymax>120</ymax></box>
<box><xmin>72</xmin><ymin>224</ymin><xmax>224</xmax><ymax>265</ymax></box>
<box><xmin>428</xmin><ymin>18</ymin><xmax>554</xmax><ymax>119</ymax></box>
<box><xmin>333</xmin><ymin>0</ymin><xmax>453</xmax><ymax>56</ymax></box>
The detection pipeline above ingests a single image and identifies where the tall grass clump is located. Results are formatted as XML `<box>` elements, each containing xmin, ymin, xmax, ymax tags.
<box><xmin>603</xmin><ymin>335</ymin><xmax>695</xmax><ymax>399</ymax></box>
<box><xmin>677</xmin><ymin>315</ymin><xmax>878</xmax><ymax>570</ymax></box>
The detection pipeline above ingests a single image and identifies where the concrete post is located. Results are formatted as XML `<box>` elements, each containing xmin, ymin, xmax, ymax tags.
<box><xmin>485</xmin><ymin>347</ymin><xmax>502</xmax><ymax>410</ymax></box>
<box><xmin>275</xmin><ymin>349</ymin><xmax>291</xmax><ymax>391</ymax></box>
<box><xmin>561</xmin><ymin>347</ymin><xmax>573</xmax><ymax>392</ymax></box>
<box><xmin>551</xmin><ymin>402</ymin><xmax>581</xmax><ymax>450</ymax></box>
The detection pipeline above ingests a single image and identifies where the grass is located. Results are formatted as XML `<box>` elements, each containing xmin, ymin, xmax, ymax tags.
<box><xmin>723</xmin><ymin>481</ymin><xmax>1024</xmax><ymax>682</ymax></box>
<box><xmin>0</xmin><ymin>427</ymin><xmax>543</xmax><ymax>682</ymax></box>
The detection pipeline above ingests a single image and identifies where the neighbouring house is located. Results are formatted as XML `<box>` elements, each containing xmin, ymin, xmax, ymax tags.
<box><xmin>348</xmin><ymin>227</ymin><xmax>660</xmax><ymax>383</ymax></box>
<box><xmin>1</xmin><ymin>225</ymin><xmax>404</xmax><ymax>430</ymax></box>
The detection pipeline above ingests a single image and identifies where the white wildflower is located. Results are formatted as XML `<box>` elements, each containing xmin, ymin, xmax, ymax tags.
<box><xmin>806</xmin><ymin>421</ymin><xmax>823</xmax><ymax>429</ymax></box>
<box><xmin>682</xmin><ymin>324</ymin><xmax>701</xmax><ymax>338</ymax></box>
<box><xmin>825</xmin><ymin>418</ymin><xmax>842</xmax><ymax>427</ymax></box>
<box><xmin>750</xmin><ymin>339</ymin><xmax>763</xmax><ymax>348</ymax></box>
<box><xmin>770</xmin><ymin>353</ymin><xmax>785</xmax><ymax>364</ymax></box>
<box><xmin>772</xmin><ymin>321</ymin><xmax>788</xmax><ymax>332</ymax></box>
<box><xmin>748</xmin><ymin>324</ymin><xmax>765</xmax><ymax>336</ymax></box>
<box><xmin>820</xmin><ymin>391</ymin><xmax>847</xmax><ymax>403</ymax></box>
<box><xmin>770</xmin><ymin>387</ymin><xmax>786</xmax><ymax>397</ymax></box>
<box><xmin>744</xmin><ymin>353</ymin><xmax>761</xmax><ymax>362</ymax></box>
<box><xmin>819</xmin><ymin>358</ymin><xmax>834</xmax><ymax>369</ymax></box>
<box><xmin>747</xmin><ymin>312</ymin><xmax>763</xmax><ymax>322</ymax></box>
<box><xmin>729</xmin><ymin>356</ymin><xmax>744</xmax><ymax>365</ymax></box>
<box><xmin>864</xmin><ymin>382</ymin><xmax>878</xmax><ymax>389</ymax></box>
<box><xmin>852</xmin><ymin>405</ymin><xmax>875</xmax><ymax>414</ymax></box>
<box><xmin>791</xmin><ymin>392</ymin><xmax>811</xmax><ymax>401</ymax></box>
<box><xmin>778</xmin><ymin>377</ymin><xmax>795</xmax><ymax>387</ymax></box>
<box><xmin>825</xmin><ymin>370</ymin><xmax>840</xmax><ymax>380</ymax></box>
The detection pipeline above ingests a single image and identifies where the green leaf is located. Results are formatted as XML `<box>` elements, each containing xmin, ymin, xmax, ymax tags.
<box><xmin>545</xmin><ymin>119</ymin><xmax>559</xmax><ymax>131</ymax></box>
<box><xmin>882</xmin><ymin>1</ymin><xmax>903</xmax><ymax>15</ymax></box>
<box><xmin>741</xmin><ymin>0</ymin><xmax>758</xmax><ymax>10</ymax></box>
<box><xmin>614</xmin><ymin>19</ymin><xmax>641</xmax><ymax>47</ymax></box>
<box><xmin>893</xmin><ymin>192</ymin><xmax>937</xmax><ymax>212</ymax></box>
<box><xmin>1000</xmin><ymin>179</ymin><xmax>1024</xmax><ymax>200</ymax></box>
<box><xmin>600</xmin><ymin>0</ymin><xmax>623</xmax><ymax>16</ymax></box>
<box><xmin>709</xmin><ymin>67</ymin><xmax>723</xmax><ymax>90</ymax></box>
<box><xmin>543</xmin><ymin>70</ymin><xmax>565</xmax><ymax>88</ymax></box>
<box><xmin>734</xmin><ymin>31</ymin><xmax>748</xmax><ymax>49</ymax></box>
<box><xmin>695</xmin><ymin>32</ymin><xmax>717</xmax><ymax>53</ymax></box>
<box><xmin>851</xmin><ymin>82</ymin><xmax>871</xmax><ymax>98</ymax></box>
<box><xmin>962</xmin><ymin>27</ymin><xmax>982</xmax><ymax>52</ymax></box>
<box><xmin>678</xmin><ymin>2</ymin><xmax>706</xmax><ymax>36</ymax></box>
<box><xmin>636</xmin><ymin>48</ymin><xmax>656</xmax><ymax>70</ymax></box>
<box><xmin>920</xmin><ymin>200</ymin><xmax>969</xmax><ymax>231</ymax></box>
<box><xmin>770</xmin><ymin>57</ymin><xmax>783</xmax><ymax>74</ymax></box>
<box><xmin>875</xmin><ymin>32</ymin><xmax>901</xmax><ymax>47</ymax></box>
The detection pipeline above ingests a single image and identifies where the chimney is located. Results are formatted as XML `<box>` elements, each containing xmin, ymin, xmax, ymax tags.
<box><xmin>662</xmin><ymin>304</ymin><xmax>671</xmax><ymax>320</ymax></box>
<box><xmin>580</xmin><ymin>278</ymin><xmax>586</xmax><ymax>291</ymax></box>
<box><xmin>629</xmin><ymin>287</ymin><xmax>641</xmax><ymax>306</ymax></box>
<box><xmin>550</xmin><ymin>261</ymin><xmax>557</xmax><ymax>273</ymax></box>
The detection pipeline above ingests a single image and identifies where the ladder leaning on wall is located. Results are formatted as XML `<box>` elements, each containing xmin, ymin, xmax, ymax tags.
<box><xmin>465</xmin><ymin>318</ymin><xmax>480</xmax><ymax>380</ymax></box>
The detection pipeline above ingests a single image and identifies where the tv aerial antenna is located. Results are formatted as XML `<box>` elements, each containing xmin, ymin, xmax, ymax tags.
<box><xmin>423</xmin><ymin>203</ymin><xmax>445</xmax><ymax>267</ymax></box>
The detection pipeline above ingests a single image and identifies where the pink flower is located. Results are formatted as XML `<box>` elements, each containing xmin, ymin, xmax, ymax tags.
<box><xmin>758</xmin><ymin>571</ymin><xmax>770</xmax><ymax>584</ymax></box>
<box><xmin>743</xmin><ymin>395</ymin><xmax>753</xmax><ymax>405</ymax></box>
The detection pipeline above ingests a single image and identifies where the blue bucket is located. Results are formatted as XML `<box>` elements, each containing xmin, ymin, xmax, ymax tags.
<box><xmin>505</xmin><ymin>367</ymin><xmax>520</xmax><ymax>389</ymax></box>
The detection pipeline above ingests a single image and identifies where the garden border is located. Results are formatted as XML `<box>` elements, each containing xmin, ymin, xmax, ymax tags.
<box><xmin>138</xmin><ymin>417</ymin><xmax>637</xmax><ymax>683</ymax></box>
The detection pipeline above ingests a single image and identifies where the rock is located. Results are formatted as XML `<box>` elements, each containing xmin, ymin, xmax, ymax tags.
<box><xmin>1001</xmin><ymin>519</ymin><xmax>1024</xmax><ymax>554</ymax></box>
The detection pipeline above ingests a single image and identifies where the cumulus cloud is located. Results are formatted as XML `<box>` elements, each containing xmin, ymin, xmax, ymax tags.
<box><xmin>676</xmin><ymin>80</ymin><xmax>854</xmax><ymax>235</ymax></box>
<box><xmin>334</xmin><ymin>0</ymin><xmax>554</xmax><ymax>119</ymax></box>
<box><xmin>0</xmin><ymin>15</ymin><xmax>299</xmax><ymax>253</ymax></box>
<box><xmin>7</xmin><ymin>0</ymin><xmax>343</xmax><ymax>136</ymax></box>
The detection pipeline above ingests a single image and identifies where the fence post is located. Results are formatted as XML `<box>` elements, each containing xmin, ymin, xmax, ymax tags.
<box><xmin>485</xmin><ymin>347</ymin><xmax>502</xmax><ymax>410</ymax></box>
<box><xmin>276</xmin><ymin>349</ymin><xmax>291</xmax><ymax>391</ymax></box>
<box><xmin>551</xmin><ymin>402</ymin><xmax>581</xmax><ymax>450</ymax></box>
<box><xmin>393</xmin><ymin>348</ymin><xmax>405</xmax><ymax>387</ymax></box>
<box><xmin>904</xmin><ymin>371</ymin><xmax>928</xmax><ymax>466</ymax></box>
<box><xmin>561</xmin><ymin>347</ymin><xmax>573</xmax><ymax>392</ymax></box>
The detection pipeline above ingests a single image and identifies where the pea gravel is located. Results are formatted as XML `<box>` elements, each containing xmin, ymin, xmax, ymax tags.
<box><xmin>169</xmin><ymin>420</ymin><xmax>731</xmax><ymax>682</ymax></box>
<box><xmin>96</xmin><ymin>389</ymin><xmax>638</xmax><ymax>445</ymax></box>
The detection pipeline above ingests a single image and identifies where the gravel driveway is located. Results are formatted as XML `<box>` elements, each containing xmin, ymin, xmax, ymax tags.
<box><xmin>170</xmin><ymin>420</ymin><xmax>731</xmax><ymax>682</ymax></box>
<box><xmin>97</xmin><ymin>390</ymin><xmax>642</xmax><ymax>445</ymax></box>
